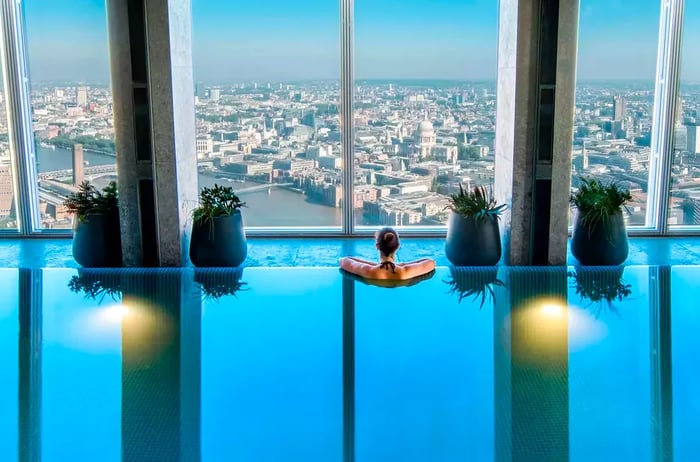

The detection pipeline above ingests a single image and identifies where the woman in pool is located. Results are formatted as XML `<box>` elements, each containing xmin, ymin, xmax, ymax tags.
<box><xmin>340</xmin><ymin>227</ymin><xmax>436</xmax><ymax>280</ymax></box>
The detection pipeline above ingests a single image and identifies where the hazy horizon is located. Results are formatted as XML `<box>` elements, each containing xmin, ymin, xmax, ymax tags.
<box><xmin>21</xmin><ymin>0</ymin><xmax>700</xmax><ymax>83</ymax></box>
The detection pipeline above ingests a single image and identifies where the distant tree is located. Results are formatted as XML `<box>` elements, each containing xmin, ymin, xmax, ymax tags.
<box><xmin>458</xmin><ymin>144</ymin><xmax>481</xmax><ymax>161</ymax></box>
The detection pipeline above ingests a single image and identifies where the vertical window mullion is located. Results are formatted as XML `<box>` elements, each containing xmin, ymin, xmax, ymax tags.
<box><xmin>0</xmin><ymin>0</ymin><xmax>40</xmax><ymax>235</ymax></box>
<box><xmin>340</xmin><ymin>0</ymin><xmax>355</xmax><ymax>235</ymax></box>
<box><xmin>660</xmin><ymin>0</ymin><xmax>685</xmax><ymax>233</ymax></box>
<box><xmin>648</xmin><ymin>0</ymin><xmax>684</xmax><ymax>233</ymax></box>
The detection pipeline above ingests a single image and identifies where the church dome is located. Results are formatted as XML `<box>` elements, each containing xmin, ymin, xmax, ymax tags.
<box><xmin>416</xmin><ymin>120</ymin><xmax>434</xmax><ymax>134</ymax></box>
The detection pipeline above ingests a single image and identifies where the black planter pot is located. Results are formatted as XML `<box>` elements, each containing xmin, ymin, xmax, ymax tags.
<box><xmin>72</xmin><ymin>212</ymin><xmax>122</xmax><ymax>267</ymax></box>
<box><xmin>190</xmin><ymin>212</ymin><xmax>247</xmax><ymax>267</ymax></box>
<box><xmin>571</xmin><ymin>210</ymin><xmax>629</xmax><ymax>266</ymax></box>
<box><xmin>445</xmin><ymin>211</ymin><xmax>502</xmax><ymax>266</ymax></box>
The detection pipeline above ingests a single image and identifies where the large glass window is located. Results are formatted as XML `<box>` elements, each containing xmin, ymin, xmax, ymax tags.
<box><xmin>354</xmin><ymin>0</ymin><xmax>497</xmax><ymax>228</ymax></box>
<box><xmin>1</xmin><ymin>0</ymin><xmax>696</xmax><ymax>236</ymax></box>
<box><xmin>24</xmin><ymin>0</ymin><xmax>115</xmax><ymax>230</ymax></box>
<box><xmin>669</xmin><ymin>2</ymin><xmax>700</xmax><ymax>227</ymax></box>
<box><xmin>191</xmin><ymin>1</ymin><xmax>341</xmax><ymax>228</ymax></box>
<box><xmin>0</xmin><ymin>73</ymin><xmax>17</xmax><ymax>231</ymax></box>
<box><xmin>572</xmin><ymin>1</ymin><xmax>661</xmax><ymax>227</ymax></box>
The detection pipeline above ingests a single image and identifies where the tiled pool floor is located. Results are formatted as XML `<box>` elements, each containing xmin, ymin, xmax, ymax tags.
<box><xmin>1</xmin><ymin>237</ymin><xmax>700</xmax><ymax>267</ymax></box>
<box><xmin>0</xmin><ymin>266</ymin><xmax>697</xmax><ymax>460</ymax></box>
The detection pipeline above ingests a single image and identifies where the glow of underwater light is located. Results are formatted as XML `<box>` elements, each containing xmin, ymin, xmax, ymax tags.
<box><xmin>541</xmin><ymin>303</ymin><xmax>565</xmax><ymax>318</ymax></box>
<box><xmin>504</xmin><ymin>297</ymin><xmax>609</xmax><ymax>363</ymax></box>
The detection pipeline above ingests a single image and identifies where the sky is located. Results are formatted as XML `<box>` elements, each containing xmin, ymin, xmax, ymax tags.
<box><xmin>19</xmin><ymin>0</ymin><xmax>700</xmax><ymax>84</ymax></box>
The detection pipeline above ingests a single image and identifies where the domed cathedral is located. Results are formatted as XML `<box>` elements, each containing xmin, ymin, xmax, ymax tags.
<box><xmin>415</xmin><ymin>117</ymin><xmax>436</xmax><ymax>159</ymax></box>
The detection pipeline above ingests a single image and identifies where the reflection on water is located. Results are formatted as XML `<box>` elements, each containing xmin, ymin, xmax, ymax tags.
<box><xmin>1</xmin><ymin>266</ymin><xmax>697</xmax><ymax>460</ymax></box>
<box><xmin>568</xmin><ymin>266</ymin><xmax>633</xmax><ymax>317</ymax></box>
<box><xmin>68</xmin><ymin>268</ymin><xmax>124</xmax><ymax>302</ymax></box>
<box><xmin>194</xmin><ymin>267</ymin><xmax>248</xmax><ymax>301</ymax></box>
<box><xmin>444</xmin><ymin>265</ymin><xmax>505</xmax><ymax>307</ymax></box>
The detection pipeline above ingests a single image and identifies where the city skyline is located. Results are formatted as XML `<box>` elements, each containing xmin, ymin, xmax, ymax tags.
<box><xmin>21</xmin><ymin>0</ymin><xmax>700</xmax><ymax>83</ymax></box>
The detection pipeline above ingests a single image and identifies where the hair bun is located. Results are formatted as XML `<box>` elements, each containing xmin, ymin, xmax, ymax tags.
<box><xmin>384</xmin><ymin>233</ymin><xmax>394</xmax><ymax>242</ymax></box>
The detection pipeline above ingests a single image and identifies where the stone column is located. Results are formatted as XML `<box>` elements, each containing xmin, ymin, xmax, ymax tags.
<box><xmin>494</xmin><ymin>0</ymin><xmax>579</xmax><ymax>265</ymax></box>
<box><xmin>106</xmin><ymin>0</ymin><xmax>198</xmax><ymax>267</ymax></box>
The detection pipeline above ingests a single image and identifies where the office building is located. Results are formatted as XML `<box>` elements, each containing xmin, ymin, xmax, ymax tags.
<box><xmin>613</xmin><ymin>95</ymin><xmax>626</xmax><ymax>122</ymax></box>
<box><xmin>76</xmin><ymin>86</ymin><xmax>88</xmax><ymax>106</ymax></box>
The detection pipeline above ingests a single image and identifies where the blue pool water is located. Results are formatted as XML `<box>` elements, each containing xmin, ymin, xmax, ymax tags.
<box><xmin>0</xmin><ymin>266</ymin><xmax>698</xmax><ymax>461</ymax></box>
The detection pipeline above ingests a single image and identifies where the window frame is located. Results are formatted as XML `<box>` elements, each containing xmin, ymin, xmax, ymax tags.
<box><xmin>0</xmin><ymin>0</ymin><xmax>696</xmax><ymax>238</ymax></box>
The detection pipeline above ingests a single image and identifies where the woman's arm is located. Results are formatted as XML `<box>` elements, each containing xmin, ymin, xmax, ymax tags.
<box><xmin>339</xmin><ymin>257</ymin><xmax>383</xmax><ymax>279</ymax></box>
<box><xmin>341</xmin><ymin>257</ymin><xmax>436</xmax><ymax>281</ymax></box>
<box><xmin>344</xmin><ymin>256</ymin><xmax>376</xmax><ymax>265</ymax></box>
<box><xmin>395</xmin><ymin>258</ymin><xmax>436</xmax><ymax>280</ymax></box>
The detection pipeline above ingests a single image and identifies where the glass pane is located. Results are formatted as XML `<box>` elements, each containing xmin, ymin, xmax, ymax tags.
<box><xmin>24</xmin><ymin>1</ymin><xmax>116</xmax><ymax>230</ymax></box>
<box><xmin>192</xmin><ymin>1</ymin><xmax>341</xmax><ymax>228</ymax></box>
<box><xmin>0</xmin><ymin>73</ymin><xmax>18</xmax><ymax>231</ymax></box>
<box><xmin>354</xmin><ymin>1</ymin><xmax>497</xmax><ymax>227</ymax></box>
<box><xmin>572</xmin><ymin>1</ymin><xmax>661</xmax><ymax>227</ymax></box>
<box><xmin>668</xmin><ymin>3</ymin><xmax>700</xmax><ymax>226</ymax></box>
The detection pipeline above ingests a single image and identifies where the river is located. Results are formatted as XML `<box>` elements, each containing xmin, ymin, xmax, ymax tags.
<box><xmin>35</xmin><ymin>146</ymin><xmax>347</xmax><ymax>227</ymax></box>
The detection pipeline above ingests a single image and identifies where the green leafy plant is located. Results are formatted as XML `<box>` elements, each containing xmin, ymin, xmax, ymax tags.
<box><xmin>570</xmin><ymin>177</ymin><xmax>632</xmax><ymax>234</ymax></box>
<box><xmin>444</xmin><ymin>266</ymin><xmax>505</xmax><ymax>308</ymax></box>
<box><xmin>63</xmin><ymin>180</ymin><xmax>119</xmax><ymax>222</ymax></box>
<box><xmin>192</xmin><ymin>183</ymin><xmax>246</xmax><ymax>225</ymax></box>
<box><xmin>446</xmin><ymin>185</ymin><xmax>506</xmax><ymax>220</ymax></box>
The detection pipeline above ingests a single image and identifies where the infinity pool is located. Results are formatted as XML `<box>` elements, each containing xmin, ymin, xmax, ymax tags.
<box><xmin>0</xmin><ymin>266</ymin><xmax>698</xmax><ymax>461</ymax></box>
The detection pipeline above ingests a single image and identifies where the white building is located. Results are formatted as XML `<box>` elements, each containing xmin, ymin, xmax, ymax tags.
<box><xmin>196</xmin><ymin>137</ymin><xmax>213</xmax><ymax>159</ymax></box>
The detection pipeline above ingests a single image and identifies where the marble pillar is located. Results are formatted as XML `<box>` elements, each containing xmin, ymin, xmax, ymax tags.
<box><xmin>495</xmin><ymin>0</ymin><xmax>579</xmax><ymax>265</ymax></box>
<box><xmin>107</xmin><ymin>0</ymin><xmax>198</xmax><ymax>267</ymax></box>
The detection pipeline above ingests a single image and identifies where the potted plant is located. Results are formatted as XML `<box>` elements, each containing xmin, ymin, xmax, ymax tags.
<box><xmin>445</xmin><ymin>185</ymin><xmax>506</xmax><ymax>266</ymax></box>
<box><xmin>444</xmin><ymin>265</ymin><xmax>505</xmax><ymax>308</ymax></box>
<box><xmin>190</xmin><ymin>184</ymin><xmax>247</xmax><ymax>267</ymax></box>
<box><xmin>570</xmin><ymin>177</ymin><xmax>632</xmax><ymax>265</ymax></box>
<box><xmin>64</xmin><ymin>180</ymin><xmax>122</xmax><ymax>267</ymax></box>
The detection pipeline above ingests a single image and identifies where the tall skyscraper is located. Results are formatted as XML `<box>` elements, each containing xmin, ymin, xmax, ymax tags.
<box><xmin>676</xmin><ymin>95</ymin><xmax>684</xmax><ymax>125</ymax></box>
<box><xmin>195</xmin><ymin>81</ymin><xmax>207</xmax><ymax>100</ymax></box>
<box><xmin>210</xmin><ymin>88</ymin><xmax>220</xmax><ymax>102</ymax></box>
<box><xmin>0</xmin><ymin>162</ymin><xmax>13</xmax><ymax>218</ymax></box>
<box><xmin>686</xmin><ymin>124</ymin><xmax>700</xmax><ymax>154</ymax></box>
<box><xmin>72</xmin><ymin>144</ymin><xmax>84</xmax><ymax>186</ymax></box>
<box><xmin>76</xmin><ymin>86</ymin><xmax>88</xmax><ymax>107</ymax></box>
<box><xmin>613</xmin><ymin>95</ymin><xmax>626</xmax><ymax>122</ymax></box>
